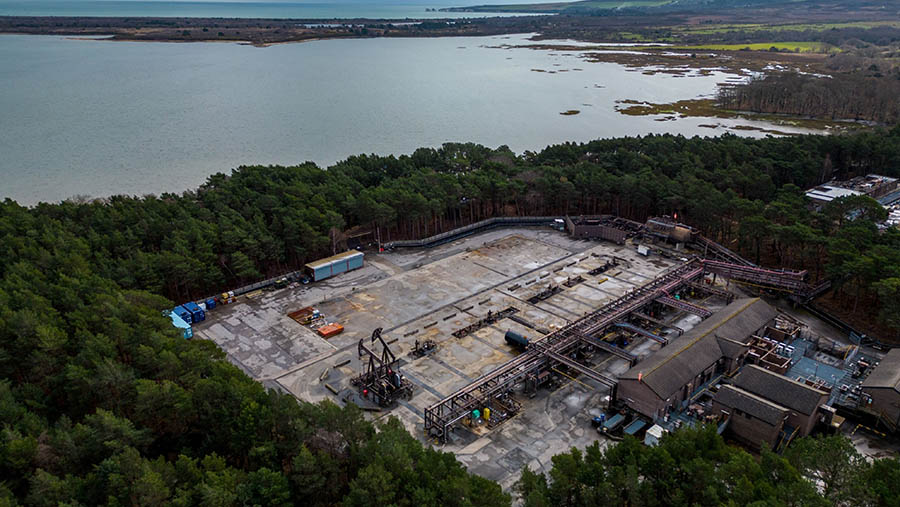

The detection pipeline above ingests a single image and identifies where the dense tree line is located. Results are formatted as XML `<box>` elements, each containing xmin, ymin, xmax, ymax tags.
<box><xmin>717</xmin><ymin>73</ymin><xmax>900</xmax><ymax>124</ymax></box>
<box><xmin>9</xmin><ymin>128</ymin><xmax>900</xmax><ymax>334</ymax></box>
<box><xmin>517</xmin><ymin>425</ymin><xmax>900</xmax><ymax>507</ymax></box>
<box><xmin>0</xmin><ymin>203</ymin><xmax>507</xmax><ymax>504</ymax></box>
<box><xmin>709</xmin><ymin>24</ymin><xmax>900</xmax><ymax>124</ymax></box>
<box><xmin>4</xmin><ymin>130</ymin><xmax>900</xmax><ymax>503</ymax></box>
<box><xmin>670</xmin><ymin>26</ymin><xmax>900</xmax><ymax>48</ymax></box>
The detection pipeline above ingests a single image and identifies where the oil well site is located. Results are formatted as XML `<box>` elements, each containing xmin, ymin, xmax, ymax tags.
<box><xmin>182</xmin><ymin>215</ymin><xmax>899</xmax><ymax>488</ymax></box>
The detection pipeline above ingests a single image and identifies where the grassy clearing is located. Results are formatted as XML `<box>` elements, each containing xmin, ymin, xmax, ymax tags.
<box><xmin>669</xmin><ymin>42</ymin><xmax>836</xmax><ymax>53</ymax></box>
<box><xmin>614</xmin><ymin>98</ymin><xmax>871</xmax><ymax>133</ymax></box>
<box><xmin>674</xmin><ymin>20</ymin><xmax>900</xmax><ymax>35</ymax></box>
<box><xmin>585</xmin><ymin>41</ymin><xmax>835</xmax><ymax>53</ymax></box>
<box><xmin>616</xmin><ymin>98</ymin><xmax>722</xmax><ymax>117</ymax></box>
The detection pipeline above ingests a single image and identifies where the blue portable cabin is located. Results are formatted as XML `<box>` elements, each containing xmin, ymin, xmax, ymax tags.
<box><xmin>173</xmin><ymin>305</ymin><xmax>193</xmax><ymax>325</ymax></box>
<box><xmin>304</xmin><ymin>250</ymin><xmax>365</xmax><ymax>282</ymax></box>
<box><xmin>183</xmin><ymin>301</ymin><xmax>205</xmax><ymax>323</ymax></box>
<box><xmin>205</xmin><ymin>298</ymin><xmax>216</xmax><ymax>310</ymax></box>
<box><xmin>169</xmin><ymin>311</ymin><xmax>193</xmax><ymax>339</ymax></box>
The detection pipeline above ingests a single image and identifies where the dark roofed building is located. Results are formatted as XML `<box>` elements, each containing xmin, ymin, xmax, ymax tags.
<box><xmin>715</xmin><ymin>385</ymin><xmax>786</xmax><ymax>426</ymax></box>
<box><xmin>716</xmin><ymin>335</ymin><xmax>750</xmax><ymax>361</ymax></box>
<box><xmin>861</xmin><ymin>349</ymin><xmax>900</xmax><ymax>431</ymax></box>
<box><xmin>735</xmin><ymin>365</ymin><xmax>828</xmax><ymax>417</ymax></box>
<box><xmin>617</xmin><ymin>298</ymin><xmax>778</xmax><ymax>419</ymax></box>
<box><xmin>723</xmin><ymin>365</ymin><xmax>829</xmax><ymax>441</ymax></box>
<box><xmin>713</xmin><ymin>385</ymin><xmax>788</xmax><ymax>450</ymax></box>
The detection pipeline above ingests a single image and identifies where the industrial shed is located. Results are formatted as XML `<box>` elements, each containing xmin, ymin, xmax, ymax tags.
<box><xmin>712</xmin><ymin>384</ymin><xmax>788</xmax><ymax>450</ymax></box>
<box><xmin>715</xmin><ymin>365</ymin><xmax>829</xmax><ymax>448</ymax></box>
<box><xmin>305</xmin><ymin>250</ymin><xmax>364</xmax><ymax>282</ymax></box>
<box><xmin>564</xmin><ymin>215</ymin><xmax>631</xmax><ymax>244</ymax></box>
<box><xmin>734</xmin><ymin>365</ymin><xmax>829</xmax><ymax>435</ymax></box>
<box><xmin>861</xmin><ymin>349</ymin><xmax>900</xmax><ymax>431</ymax></box>
<box><xmin>617</xmin><ymin>298</ymin><xmax>778</xmax><ymax>419</ymax></box>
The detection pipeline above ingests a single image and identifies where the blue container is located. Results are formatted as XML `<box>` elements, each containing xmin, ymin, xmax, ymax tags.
<box><xmin>332</xmin><ymin>259</ymin><xmax>348</xmax><ymax>276</ymax></box>
<box><xmin>173</xmin><ymin>305</ymin><xmax>193</xmax><ymax>324</ymax></box>
<box><xmin>205</xmin><ymin>298</ymin><xmax>216</xmax><ymax>310</ymax></box>
<box><xmin>183</xmin><ymin>301</ymin><xmax>205</xmax><ymax>323</ymax></box>
<box><xmin>307</xmin><ymin>251</ymin><xmax>365</xmax><ymax>282</ymax></box>
<box><xmin>347</xmin><ymin>252</ymin><xmax>364</xmax><ymax>270</ymax></box>
<box><xmin>312</xmin><ymin>264</ymin><xmax>330</xmax><ymax>282</ymax></box>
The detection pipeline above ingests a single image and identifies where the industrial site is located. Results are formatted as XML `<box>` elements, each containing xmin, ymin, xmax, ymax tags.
<box><xmin>182</xmin><ymin>215</ymin><xmax>898</xmax><ymax>489</ymax></box>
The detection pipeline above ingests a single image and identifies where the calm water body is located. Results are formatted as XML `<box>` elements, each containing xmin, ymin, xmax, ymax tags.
<box><xmin>0</xmin><ymin>0</ymin><xmax>538</xmax><ymax>18</ymax></box>
<box><xmin>0</xmin><ymin>34</ymin><xmax>818</xmax><ymax>204</ymax></box>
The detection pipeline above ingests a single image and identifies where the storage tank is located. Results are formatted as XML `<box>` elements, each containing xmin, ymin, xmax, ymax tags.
<box><xmin>505</xmin><ymin>330</ymin><xmax>529</xmax><ymax>349</ymax></box>
<box><xmin>671</xmin><ymin>225</ymin><xmax>694</xmax><ymax>243</ymax></box>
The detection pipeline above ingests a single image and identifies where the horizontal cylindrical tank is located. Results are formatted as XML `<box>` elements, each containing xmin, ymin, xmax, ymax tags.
<box><xmin>671</xmin><ymin>226</ymin><xmax>693</xmax><ymax>243</ymax></box>
<box><xmin>505</xmin><ymin>330</ymin><xmax>528</xmax><ymax>349</ymax></box>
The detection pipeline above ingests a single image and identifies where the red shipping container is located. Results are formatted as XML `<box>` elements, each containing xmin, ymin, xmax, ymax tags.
<box><xmin>317</xmin><ymin>323</ymin><xmax>344</xmax><ymax>338</ymax></box>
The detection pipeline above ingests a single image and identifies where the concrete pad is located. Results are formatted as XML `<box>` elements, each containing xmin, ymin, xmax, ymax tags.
<box><xmin>194</xmin><ymin>227</ymin><xmax>770</xmax><ymax>489</ymax></box>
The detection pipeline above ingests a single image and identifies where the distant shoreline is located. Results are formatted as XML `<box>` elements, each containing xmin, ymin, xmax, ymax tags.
<box><xmin>0</xmin><ymin>15</ymin><xmax>541</xmax><ymax>46</ymax></box>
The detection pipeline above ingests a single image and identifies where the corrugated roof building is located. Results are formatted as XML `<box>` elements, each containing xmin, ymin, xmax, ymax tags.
<box><xmin>304</xmin><ymin>250</ymin><xmax>364</xmax><ymax>282</ymax></box>
<box><xmin>735</xmin><ymin>365</ymin><xmax>828</xmax><ymax>417</ymax></box>
<box><xmin>712</xmin><ymin>384</ymin><xmax>789</xmax><ymax>451</ymax></box>
<box><xmin>723</xmin><ymin>365</ymin><xmax>829</xmax><ymax>441</ymax></box>
<box><xmin>617</xmin><ymin>298</ymin><xmax>777</xmax><ymax>419</ymax></box>
<box><xmin>861</xmin><ymin>349</ymin><xmax>900</xmax><ymax>430</ymax></box>
<box><xmin>716</xmin><ymin>385</ymin><xmax>788</xmax><ymax>427</ymax></box>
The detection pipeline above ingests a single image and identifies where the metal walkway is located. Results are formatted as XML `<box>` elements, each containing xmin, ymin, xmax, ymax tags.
<box><xmin>702</xmin><ymin>259</ymin><xmax>809</xmax><ymax>292</ymax></box>
<box><xmin>655</xmin><ymin>295</ymin><xmax>713</xmax><ymax>318</ymax></box>
<box><xmin>694</xmin><ymin>235</ymin><xmax>756</xmax><ymax>267</ymax></box>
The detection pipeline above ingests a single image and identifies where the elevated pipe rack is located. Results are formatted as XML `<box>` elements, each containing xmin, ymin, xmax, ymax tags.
<box><xmin>613</xmin><ymin>322</ymin><xmax>668</xmax><ymax>345</ymax></box>
<box><xmin>633</xmin><ymin>312</ymin><xmax>684</xmax><ymax>336</ymax></box>
<box><xmin>423</xmin><ymin>241</ymin><xmax>828</xmax><ymax>442</ymax></box>
<box><xmin>701</xmin><ymin>259</ymin><xmax>808</xmax><ymax>292</ymax></box>
<box><xmin>424</xmin><ymin>260</ymin><xmax>704</xmax><ymax>442</ymax></box>
<box><xmin>685</xmin><ymin>280</ymin><xmax>735</xmax><ymax>304</ymax></box>
<box><xmin>655</xmin><ymin>295</ymin><xmax>713</xmax><ymax>318</ymax></box>
<box><xmin>577</xmin><ymin>333</ymin><xmax>639</xmax><ymax>365</ymax></box>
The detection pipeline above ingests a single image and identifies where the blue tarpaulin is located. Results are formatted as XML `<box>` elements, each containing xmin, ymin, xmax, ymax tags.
<box><xmin>169</xmin><ymin>311</ymin><xmax>193</xmax><ymax>339</ymax></box>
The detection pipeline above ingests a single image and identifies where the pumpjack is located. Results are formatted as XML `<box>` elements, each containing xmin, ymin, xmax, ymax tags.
<box><xmin>351</xmin><ymin>328</ymin><xmax>413</xmax><ymax>407</ymax></box>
